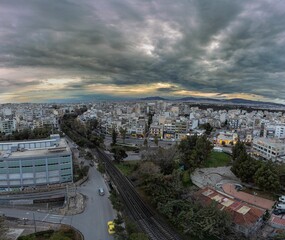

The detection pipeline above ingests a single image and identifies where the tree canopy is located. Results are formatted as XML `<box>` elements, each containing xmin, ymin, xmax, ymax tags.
<box><xmin>178</xmin><ymin>134</ymin><xmax>213</xmax><ymax>171</ymax></box>
<box><xmin>111</xmin><ymin>146</ymin><xmax>128</xmax><ymax>163</ymax></box>
<box><xmin>231</xmin><ymin>141</ymin><xmax>281</xmax><ymax>192</ymax></box>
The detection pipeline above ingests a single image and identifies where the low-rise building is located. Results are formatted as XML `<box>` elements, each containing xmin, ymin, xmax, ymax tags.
<box><xmin>195</xmin><ymin>187</ymin><xmax>264</xmax><ymax>237</ymax></box>
<box><xmin>252</xmin><ymin>137</ymin><xmax>285</xmax><ymax>162</ymax></box>
<box><xmin>217</xmin><ymin>132</ymin><xmax>238</xmax><ymax>145</ymax></box>
<box><xmin>149</xmin><ymin>124</ymin><xmax>163</xmax><ymax>138</ymax></box>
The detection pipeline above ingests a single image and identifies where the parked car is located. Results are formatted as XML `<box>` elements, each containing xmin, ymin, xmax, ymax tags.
<box><xmin>279</xmin><ymin>195</ymin><xmax>285</xmax><ymax>203</ymax></box>
<box><xmin>98</xmin><ymin>188</ymin><xmax>105</xmax><ymax>196</ymax></box>
<box><xmin>273</xmin><ymin>208</ymin><xmax>285</xmax><ymax>215</ymax></box>
<box><xmin>107</xmin><ymin>221</ymin><xmax>115</xmax><ymax>234</ymax></box>
<box><xmin>234</xmin><ymin>184</ymin><xmax>243</xmax><ymax>191</ymax></box>
<box><xmin>275</xmin><ymin>203</ymin><xmax>285</xmax><ymax>210</ymax></box>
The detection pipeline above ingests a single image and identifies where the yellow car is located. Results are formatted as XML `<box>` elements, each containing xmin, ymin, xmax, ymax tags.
<box><xmin>107</xmin><ymin>221</ymin><xmax>115</xmax><ymax>234</ymax></box>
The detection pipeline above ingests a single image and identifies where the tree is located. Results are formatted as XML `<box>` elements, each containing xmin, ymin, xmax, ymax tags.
<box><xmin>178</xmin><ymin>134</ymin><xmax>213</xmax><ymax>171</ymax></box>
<box><xmin>178</xmin><ymin>134</ymin><xmax>198</xmax><ymax>157</ymax></box>
<box><xmin>181</xmin><ymin>202</ymin><xmax>232</xmax><ymax>239</ymax></box>
<box><xmin>233</xmin><ymin>157</ymin><xmax>261</xmax><ymax>183</ymax></box>
<box><xmin>111</xmin><ymin>146</ymin><xmax>128</xmax><ymax>163</ymax></box>
<box><xmin>136</xmin><ymin>161</ymin><xmax>161</xmax><ymax>178</ymax></box>
<box><xmin>232</xmin><ymin>139</ymin><xmax>247</xmax><ymax>162</ymax></box>
<box><xmin>88</xmin><ymin>119</ymin><xmax>99</xmax><ymax>131</ymax></box>
<box><xmin>199</xmin><ymin>123</ymin><xmax>213</xmax><ymax>135</ymax></box>
<box><xmin>254</xmin><ymin>161</ymin><xmax>280</xmax><ymax>192</ymax></box>
<box><xmin>128</xmin><ymin>233</ymin><xmax>148</xmax><ymax>240</ymax></box>
<box><xmin>0</xmin><ymin>216</ymin><xmax>7</xmax><ymax>240</ymax></box>
<box><xmin>143</xmin><ymin>138</ymin><xmax>148</xmax><ymax>147</ymax></box>
<box><xmin>147</xmin><ymin>112</ymin><xmax>154</xmax><ymax>131</ymax></box>
<box><xmin>109</xmin><ymin>189</ymin><xmax>124</xmax><ymax>211</ymax></box>
<box><xmin>141</xmin><ymin>146</ymin><xmax>178</xmax><ymax>175</ymax></box>
<box><xmin>154</xmin><ymin>135</ymin><xmax>159</xmax><ymax>146</ymax></box>
<box><xmin>112</xmin><ymin>128</ymin><xmax>118</xmax><ymax>146</ymax></box>
<box><xmin>119</xmin><ymin>127</ymin><xmax>127</xmax><ymax>144</ymax></box>
<box><xmin>90</xmin><ymin>135</ymin><xmax>103</xmax><ymax>147</ymax></box>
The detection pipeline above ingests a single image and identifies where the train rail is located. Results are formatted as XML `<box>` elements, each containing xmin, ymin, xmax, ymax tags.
<box><xmin>94</xmin><ymin>148</ymin><xmax>182</xmax><ymax>240</ymax></box>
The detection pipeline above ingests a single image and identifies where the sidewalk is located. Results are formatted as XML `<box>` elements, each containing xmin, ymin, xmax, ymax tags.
<box><xmin>222</xmin><ymin>183</ymin><xmax>275</xmax><ymax>210</ymax></box>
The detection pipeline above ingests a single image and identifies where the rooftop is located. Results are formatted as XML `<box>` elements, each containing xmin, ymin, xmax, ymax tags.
<box><xmin>222</xmin><ymin>183</ymin><xmax>275</xmax><ymax>210</ymax></box>
<box><xmin>253</xmin><ymin>137</ymin><xmax>285</xmax><ymax>147</ymax></box>
<box><xmin>0</xmin><ymin>138</ymin><xmax>71</xmax><ymax>159</ymax></box>
<box><xmin>196</xmin><ymin>187</ymin><xmax>264</xmax><ymax>227</ymax></box>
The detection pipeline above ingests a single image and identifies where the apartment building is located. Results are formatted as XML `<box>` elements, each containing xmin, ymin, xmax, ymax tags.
<box><xmin>149</xmin><ymin>124</ymin><xmax>163</xmax><ymax>138</ymax></box>
<box><xmin>0</xmin><ymin>118</ymin><xmax>16</xmax><ymax>135</ymax></box>
<box><xmin>252</xmin><ymin>137</ymin><xmax>285</xmax><ymax>162</ymax></box>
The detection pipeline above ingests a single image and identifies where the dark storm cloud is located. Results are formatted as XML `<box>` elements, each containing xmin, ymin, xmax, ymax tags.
<box><xmin>1</xmin><ymin>0</ymin><xmax>285</xmax><ymax>101</ymax></box>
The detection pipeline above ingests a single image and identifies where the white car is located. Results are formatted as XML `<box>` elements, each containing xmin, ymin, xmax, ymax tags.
<box><xmin>279</xmin><ymin>195</ymin><xmax>285</xmax><ymax>203</ymax></box>
<box><xmin>276</xmin><ymin>203</ymin><xmax>285</xmax><ymax>210</ymax></box>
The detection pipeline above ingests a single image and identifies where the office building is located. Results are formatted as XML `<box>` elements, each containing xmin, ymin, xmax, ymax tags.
<box><xmin>0</xmin><ymin>134</ymin><xmax>73</xmax><ymax>190</ymax></box>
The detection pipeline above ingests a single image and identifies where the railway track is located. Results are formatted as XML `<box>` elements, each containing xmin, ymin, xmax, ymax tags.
<box><xmin>94</xmin><ymin>148</ymin><xmax>182</xmax><ymax>240</ymax></box>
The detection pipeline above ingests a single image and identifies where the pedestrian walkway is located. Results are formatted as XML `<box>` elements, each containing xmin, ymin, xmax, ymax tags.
<box><xmin>222</xmin><ymin>183</ymin><xmax>275</xmax><ymax>210</ymax></box>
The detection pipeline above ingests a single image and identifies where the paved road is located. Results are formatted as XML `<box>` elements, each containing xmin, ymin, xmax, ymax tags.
<box><xmin>65</xmin><ymin>136</ymin><xmax>116</xmax><ymax>239</ymax></box>
<box><xmin>104</xmin><ymin>135</ymin><xmax>178</xmax><ymax>149</ymax></box>
<box><xmin>0</xmin><ymin>166</ymin><xmax>116</xmax><ymax>240</ymax></box>
<box><xmin>73</xmin><ymin>166</ymin><xmax>116</xmax><ymax>240</ymax></box>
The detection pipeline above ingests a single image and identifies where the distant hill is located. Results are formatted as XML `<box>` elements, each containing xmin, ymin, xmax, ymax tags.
<box><xmin>179</xmin><ymin>97</ymin><xmax>285</xmax><ymax>107</ymax></box>
<box><xmin>139</xmin><ymin>96</ymin><xmax>167</xmax><ymax>101</ymax></box>
<box><xmin>138</xmin><ymin>96</ymin><xmax>284</xmax><ymax>107</ymax></box>
<box><xmin>178</xmin><ymin>97</ymin><xmax>222</xmax><ymax>102</ymax></box>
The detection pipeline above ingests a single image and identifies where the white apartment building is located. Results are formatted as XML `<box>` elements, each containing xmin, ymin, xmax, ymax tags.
<box><xmin>0</xmin><ymin>118</ymin><xmax>16</xmax><ymax>135</ymax></box>
<box><xmin>252</xmin><ymin>137</ymin><xmax>285</xmax><ymax>162</ymax></box>
<box><xmin>264</xmin><ymin>124</ymin><xmax>285</xmax><ymax>139</ymax></box>
<box><xmin>275</xmin><ymin>125</ymin><xmax>285</xmax><ymax>139</ymax></box>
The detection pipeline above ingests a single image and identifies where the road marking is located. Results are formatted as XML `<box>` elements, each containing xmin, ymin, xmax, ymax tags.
<box><xmin>49</xmin><ymin>214</ymin><xmax>63</xmax><ymax>219</ymax></box>
<box><xmin>42</xmin><ymin>214</ymin><xmax>49</xmax><ymax>221</ymax></box>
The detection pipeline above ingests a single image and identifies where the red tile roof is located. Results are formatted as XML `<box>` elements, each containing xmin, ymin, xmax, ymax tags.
<box><xmin>196</xmin><ymin>187</ymin><xmax>264</xmax><ymax>227</ymax></box>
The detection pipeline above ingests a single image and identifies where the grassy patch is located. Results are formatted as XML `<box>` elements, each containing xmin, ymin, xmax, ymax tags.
<box><xmin>115</xmin><ymin>144</ymin><xmax>139</xmax><ymax>151</ymax></box>
<box><xmin>18</xmin><ymin>226</ymin><xmax>81</xmax><ymax>240</ymax></box>
<box><xmin>115</xmin><ymin>161</ymin><xmax>138</xmax><ymax>176</ymax></box>
<box><xmin>205</xmin><ymin>152</ymin><xmax>231</xmax><ymax>168</ymax></box>
<box><xmin>182</xmin><ymin>170</ymin><xmax>193</xmax><ymax>187</ymax></box>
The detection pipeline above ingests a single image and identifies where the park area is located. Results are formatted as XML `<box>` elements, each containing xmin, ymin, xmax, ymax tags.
<box><xmin>204</xmin><ymin>151</ymin><xmax>231</xmax><ymax>168</ymax></box>
<box><xmin>115</xmin><ymin>151</ymin><xmax>232</xmax><ymax>176</ymax></box>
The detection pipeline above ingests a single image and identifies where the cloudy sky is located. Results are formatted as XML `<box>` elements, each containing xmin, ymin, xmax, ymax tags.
<box><xmin>1</xmin><ymin>0</ymin><xmax>285</xmax><ymax>103</ymax></box>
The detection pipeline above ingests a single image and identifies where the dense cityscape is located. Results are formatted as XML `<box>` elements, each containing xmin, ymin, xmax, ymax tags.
<box><xmin>0</xmin><ymin>100</ymin><xmax>284</xmax><ymax>239</ymax></box>
<box><xmin>1</xmin><ymin>0</ymin><xmax>285</xmax><ymax>239</ymax></box>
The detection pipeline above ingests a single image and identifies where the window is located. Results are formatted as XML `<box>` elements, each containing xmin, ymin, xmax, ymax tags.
<box><xmin>48</xmin><ymin>163</ymin><xmax>58</xmax><ymax>166</ymax></box>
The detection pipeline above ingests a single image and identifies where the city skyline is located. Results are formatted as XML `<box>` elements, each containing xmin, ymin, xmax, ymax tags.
<box><xmin>1</xmin><ymin>0</ymin><xmax>285</xmax><ymax>104</ymax></box>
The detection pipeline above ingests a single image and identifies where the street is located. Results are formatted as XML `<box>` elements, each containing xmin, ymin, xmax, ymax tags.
<box><xmin>0</xmin><ymin>166</ymin><xmax>116</xmax><ymax>240</ymax></box>
<box><xmin>104</xmin><ymin>135</ymin><xmax>179</xmax><ymax>149</ymax></box>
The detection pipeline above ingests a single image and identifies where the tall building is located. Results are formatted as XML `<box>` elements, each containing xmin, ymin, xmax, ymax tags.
<box><xmin>0</xmin><ymin>134</ymin><xmax>73</xmax><ymax>191</ymax></box>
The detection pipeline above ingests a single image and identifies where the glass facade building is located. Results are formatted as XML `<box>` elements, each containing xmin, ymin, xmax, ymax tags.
<box><xmin>0</xmin><ymin>135</ymin><xmax>73</xmax><ymax>190</ymax></box>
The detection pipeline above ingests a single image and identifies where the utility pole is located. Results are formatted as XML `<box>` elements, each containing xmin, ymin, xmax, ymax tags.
<box><xmin>66</xmin><ymin>185</ymin><xmax>69</xmax><ymax>210</ymax></box>
<box><xmin>33</xmin><ymin>212</ymin><xmax>37</xmax><ymax>233</ymax></box>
